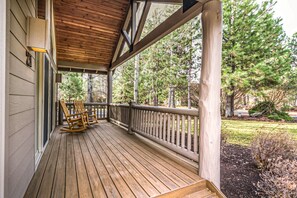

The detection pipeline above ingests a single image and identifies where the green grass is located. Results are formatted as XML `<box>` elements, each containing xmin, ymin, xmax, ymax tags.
<box><xmin>222</xmin><ymin>120</ymin><xmax>297</xmax><ymax>146</ymax></box>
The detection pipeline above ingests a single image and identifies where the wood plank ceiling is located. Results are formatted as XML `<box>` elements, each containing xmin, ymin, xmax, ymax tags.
<box><xmin>54</xmin><ymin>0</ymin><xmax>130</xmax><ymax>71</ymax></box>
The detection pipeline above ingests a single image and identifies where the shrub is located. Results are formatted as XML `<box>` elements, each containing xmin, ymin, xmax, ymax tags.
<box><xmin>251</xmin><ymin>131</ymin><xmax>297</xmax><ymax>170</ymax></box>
<box><xmin>248</xmin><ymin>101</ymin><xmax>277</xmax><ymax>116</ymax></box>
<box><xmin>267</xmin><ymin>111</ymin><xmax>293</xmax><ymax>122</ymax></box>
<box><xmin>281</xmin><ymin>104</ymin><xmax>291</xmax><ymax>112</ymax></box>
<box><xmin>249</xmin><ymin>101</ymin><xmax>293</xmax><ymax>121</ymax></box>
<box><xmin>257</xmin><ymin>157</ymin><xmax>297</xmax><ymax>198</ymax></box>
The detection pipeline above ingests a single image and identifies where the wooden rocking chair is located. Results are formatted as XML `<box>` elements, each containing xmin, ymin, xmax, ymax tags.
<box><xmin>74</xmin><ymin>100</ymin><xmax>98</xmax><ymax>125</ymax></box>
<box><xmin>60</xmin><ymin>100</ymin><xmax>87</xmax><ymax>132</ymax></box>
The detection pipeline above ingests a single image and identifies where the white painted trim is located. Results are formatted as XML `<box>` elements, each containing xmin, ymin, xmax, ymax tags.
<box><xmin>0</xmin><ymin>0</ymin><xmax>9</xmax><ymax>197</ymax></box>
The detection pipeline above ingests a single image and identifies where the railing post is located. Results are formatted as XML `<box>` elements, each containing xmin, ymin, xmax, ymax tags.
<box><xmin>128</xmin><ymin>101</ymin><xmax>134</xmax><ymax>134</ymax></box>
<box><xmin>58</xmin><ymin>101</ymin><xmax>63</xmax><ymax>125</ymax></box>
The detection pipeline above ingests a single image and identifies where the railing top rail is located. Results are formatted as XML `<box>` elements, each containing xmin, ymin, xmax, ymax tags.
<box><xmin>132</xmin><ymin>104</ymin><xmax>199</xmax><ymax>116</ymax></box>
<box><xmin>64</xmin><ymin>102</ymin><xmax>108</xmax><ymax>105</ymax></box>
<box><xmin>110</xmin><ymin>103</ymin><xmax>129</xmax><ymax>108</ymax></box>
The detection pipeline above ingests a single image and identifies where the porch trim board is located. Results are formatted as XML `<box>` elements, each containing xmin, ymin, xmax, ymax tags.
<box><xmin>0</xmin><ymin>0</ymin><xmax>9</xmax><ymax>197</ymax></box>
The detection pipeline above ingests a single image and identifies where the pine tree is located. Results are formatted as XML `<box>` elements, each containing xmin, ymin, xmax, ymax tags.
<box><xmin>222</xmin><ymin>0</ymin><xmax>291</xmax><ymax>116</ymax></box>
<box><xmin>59</xmin><ymin>72</ymin><xmax>85</xmax><ymax>102</ymax></box>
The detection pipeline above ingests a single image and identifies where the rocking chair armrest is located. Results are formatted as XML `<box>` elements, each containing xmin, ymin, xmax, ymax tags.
<box><xmin>66</xmin><ymin>112</ymin><xmax>84</xmax><ymax>118</ymax></box>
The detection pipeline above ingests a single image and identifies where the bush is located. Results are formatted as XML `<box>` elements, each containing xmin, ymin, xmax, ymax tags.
<box><xmin>252</xmin><ymin>131</ymin><xmax>297</xmax><ymax>197</ymax></box>
<box><xmin>249</xmin><ymin>101</ymin><xmax>293</xmax><ymax>121</ymax></box>
<box><xmin>281</xmin><ymin>104</ymin><xmax>291</xmax><ymax>112</ymax></box>
<box><xmin>251</xmin><ymin>131</ymin><xmax>297</xmax><ymax>170</ymax></box>
<box><xmin>268</xmin><ymin>111</ymin><xmax>293</xmax><ymax>122</ymax></box>
<box><xmin>248</xmin><ymin>101</ymin><xmax>277</xmax><ymax>116</ymax></box>
<box><xmin>257</xmin><ymin>157</ymin><xmax>297</xmax><ymax>198</ymax></box>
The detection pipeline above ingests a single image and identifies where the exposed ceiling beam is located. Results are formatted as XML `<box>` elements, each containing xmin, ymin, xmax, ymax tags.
<box><xmin>111</xmin><ymin>1</ymin><xmax>203</xmax><ymax>69</ymax></box>
<box><xmin>134</xmin><ymin>1</ymin><xmax>152</xmax><ymax>44</ymax></box>
<box><xmin>58</xmin><ymin>67</ymin><xmax>108</xmax><ymax>75</ymax></box>
<box><xmin>121</xmin><ymin>30</ymin><xmax>132</xmax><ymax>46</ymax></box>
<box><xmin>58</xmin><ymin>60</ymin><xmax>108</xmax><ymax>72</ymax></box>
<box><xmin>112</xmin><ymin>7</ymin><xmax>132</xmax><ymax>63</ymax></box>
<box><xmin>131</xmin><ymin>0</ymin><xmax>137</xmax><ymax>43</ymax></box>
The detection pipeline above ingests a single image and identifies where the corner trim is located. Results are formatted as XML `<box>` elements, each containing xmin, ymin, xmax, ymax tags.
<box><xmin>0</xmin><ymin>0</ymin><xmax>10</xmax><ymax>197</ymax></box>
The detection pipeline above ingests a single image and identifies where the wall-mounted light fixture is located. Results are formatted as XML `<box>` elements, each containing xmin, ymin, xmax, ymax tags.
<box><xmin>27</xmin><ymin>17</ymin><xmax>47</xmax><ymax>53</ymax></box>
<box><xmin>26</xmin><ymin>51</ymin><xmax>32</xmax><ymax>67</ymax></box>
<box><xmin>56</xmin><ymin>73</ymin><xmax>62</xmax><ymax>83</ymax></box>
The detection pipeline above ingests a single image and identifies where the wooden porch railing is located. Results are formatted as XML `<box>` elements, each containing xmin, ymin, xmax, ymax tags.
<box><xmin>110</xmin><ymin>103</ymin><xmax>199</xmax><ymax>162</ymax></box>
<box><xmin>57</xmin><ymin>101</ymin><xmax>199</xmax><ymax>161</ymax></box>
<box><xmin>58</xmin><ymin>102</ymin><xmax>108</xmax><ymax>124</ymax></box>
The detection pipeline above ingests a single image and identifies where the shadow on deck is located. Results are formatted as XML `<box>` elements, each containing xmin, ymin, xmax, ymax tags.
<box><xmin>24</xmin><ymin>121</ymin><xmax>221</xmax><ymax>198</ymax></box>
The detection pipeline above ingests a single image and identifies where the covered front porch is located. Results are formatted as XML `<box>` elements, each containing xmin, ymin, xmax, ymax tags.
<box><xmin>24</xmin><ymin>121</ymin><xmax>222</xmax><ymax>197</ymax></box>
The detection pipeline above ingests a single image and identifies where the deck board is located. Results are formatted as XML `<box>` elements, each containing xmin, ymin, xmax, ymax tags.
<box><xmin>24</xmin><ymin>130</ymin><xmax>59</xmax><ymax>198</ymax></box>
<box><xmin>101</xmin><ymin>124</ymin><xmax>200</xmax><ymax>184</ymax></box>
<box><xmin>65</xmin><ymin>134</ymin><xmax>79</xmax><ymax>198</ymax></box>
<box><xmin>51</xmin><ymin>134</ymin><xmax>66</xmax><ymax>197</ymax></box>
<box><xmin>25</xmin><ymin>121</ymin><xmax>203</xmax><ymax>198</ymax></box>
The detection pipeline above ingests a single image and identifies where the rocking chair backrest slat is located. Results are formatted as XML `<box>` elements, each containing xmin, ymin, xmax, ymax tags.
<box><xmin>60</xmin><ymin>100</ymin><xmax>70</xmax><ymax>117</ymax></box>
<box><xmin>74</xmin><ymin>100</ymin><xmax>85</xmax><ymax>114</ymax></box>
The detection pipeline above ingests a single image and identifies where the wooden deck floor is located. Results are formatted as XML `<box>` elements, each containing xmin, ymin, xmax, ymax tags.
<box><xmin>24</xmin><ymin>122</ymin><xmax>217</xmax><ymax>198</ymax></box>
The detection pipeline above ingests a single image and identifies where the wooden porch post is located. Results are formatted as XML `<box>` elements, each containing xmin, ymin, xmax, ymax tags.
<box><xmin>107</xmin><ymin>70</ymin><xmax>113</xmax><ymax>121</ymax></box>
<box><xmin>199</xmin><ymin>0</ymin><xmax>222</xmax><ymax>189</ymax></box>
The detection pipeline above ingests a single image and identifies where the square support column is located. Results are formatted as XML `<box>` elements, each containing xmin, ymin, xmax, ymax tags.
<box><xmin>107</xmin><ymin>70</ymin><xmax>113</xmax><ymax>121</ymax></box>
<box><xmin>199</xmin><ymin>0</ymin><xmax>222</xmax><ymax>189</ymax></box>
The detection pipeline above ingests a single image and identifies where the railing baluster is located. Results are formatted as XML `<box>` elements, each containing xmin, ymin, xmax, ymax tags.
<box><xmin>149</xmin><ymin>111</ymin><xmax>152</xmax><ymax>135</ymax></box>
<box><xmin>144</xmin><ymin>110</ymin><xmax>147</xmax><ymax>133</ymax></box>
<box><xmin>163</xmin><ymin>113</ymin><xmax>167</xmax><ymax>141</ymax></box>
<box><xmin>153</xmin><ymin>111</ymin><xmax>156</xmax><ymax>137</ymax></box>
<box><xmin>181</xmin><ymin>115</ymin><xmax>185</xmax><ymax>149</ymax></box>
<box><xmin>177</xmin><ymin>115</ymin><xmax>180</xmax><ymax>147</ymax></box>
<box><xmin>141</xmin><ymin>110</ymin><xmax>144</xmax><ymax>131</ymax></box>
<box><xmin>167</xmin><ymin>113</ymin><xmax>171</xmax><ymax>142</ymax></box>
<box><xmin>187</xmin><ymin>116</ymin><xmax>191</xmax><ymax>151</ymax></box>
<box><xmin>194</xmin><ymin>116</ymin><xmax>198</xmax><ymax>154</ymax></box>
<box><xmin>156</xmin><ymin>112</ymin><xmax>159</xmax><ymax>138</ymax></box>
<box><xmin>171</xmin><ymin>114</ymin><xmax>175</xmax><ymax>144</ymax></box>
<box><xmin>136</xmin><ymin>109</ymin><xmax>139</xmax><ymax>130</ymax></box>
<box><xmin>159</xmin><ymin>113</ymin><xmax>163</xmax><ymax>139</ymax></box>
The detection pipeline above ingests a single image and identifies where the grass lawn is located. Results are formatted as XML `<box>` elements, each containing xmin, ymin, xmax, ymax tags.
<box><xmin>222</xmin><ymin>119</ymin><xmax>297</xmax><ymax>146</ymax></box>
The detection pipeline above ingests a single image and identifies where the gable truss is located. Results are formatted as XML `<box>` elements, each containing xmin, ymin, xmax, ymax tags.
<box><xmin>111</xmin><ymin>0</ymin><xmax>210</xmax><ymax>70</ymax></box>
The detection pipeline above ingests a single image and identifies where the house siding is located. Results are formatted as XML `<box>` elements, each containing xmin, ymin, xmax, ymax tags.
<box><xmin>8</xmin><ymin>0</ymin><xmax>36</xmax><ymax>197</ymax></box>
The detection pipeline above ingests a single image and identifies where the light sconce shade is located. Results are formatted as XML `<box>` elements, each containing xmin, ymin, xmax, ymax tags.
<box><xmin>56</xmin><ymin>74</ymin><xmax>62</xmax><ymax>83</ymax></box>
<box><xmin>27</xmin><ymin>17</ymin><xmax>47</xmax><ymax>53</ymax></box>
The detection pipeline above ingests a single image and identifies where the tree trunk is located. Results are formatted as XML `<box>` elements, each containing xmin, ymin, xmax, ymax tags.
<box><xmin>153</xmin><ymin>92</ymin><xmax>158</xmax><ymax>106</ymax></box>
<box><xmin>172</xmin><ymin>87</ymin><xmax>176</xmax><ymax>108</ymax></box>
<box><xmin>168</xmin><ymin>86</ymin><xmax>176</xmax><ymax>108</ymax></box>
<box><xmin>134</xmin><ymin>54</ymin><xmax>140</xmax><ymax>103</ymax></box>
<box><xmin>225</xmin><ymin>90</ymin><xmax>234</xmax><ymax>117</ymax></box>
<box><xmin>87</xmin><ymin>74</ymin><xmax>93</xmax><ymax>102</ymax></box>
<box><xmin>168</xmin><ymin>88</ymin><xmax>171</xmax><ymax>107</ymax></box>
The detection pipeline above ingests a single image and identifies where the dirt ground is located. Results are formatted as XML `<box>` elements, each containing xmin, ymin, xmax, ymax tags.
<box><xmin>221</xmin><ymin>144</ymin><xmax>261</xmax><ymax>198</ymax></box>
